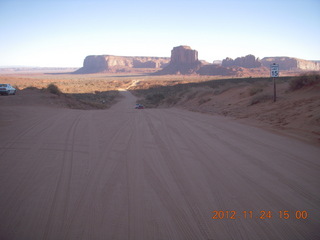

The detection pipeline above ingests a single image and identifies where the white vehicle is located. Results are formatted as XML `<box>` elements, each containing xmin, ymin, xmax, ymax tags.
<box><xmin>0</xmin><ymin>84</ymin><xmax>16</xmax><ymax>95</ymax></box>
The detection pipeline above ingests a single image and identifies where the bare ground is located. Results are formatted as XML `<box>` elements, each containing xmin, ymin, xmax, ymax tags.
<box><xmin>0</xmin><ymin>90</ymin><xmax>319</xmax><ymax>240</ymax></box>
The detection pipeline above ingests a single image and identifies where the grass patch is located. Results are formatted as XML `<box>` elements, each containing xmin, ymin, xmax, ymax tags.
<box><xmin>68</xmin><ymin>91</ymin><xmax>120</xmax><ymax>109</ymax></box>
<box><xmin>131</xmin><ymin>77</ymin><xmax>291</xmax><ymax>108</ymax></box>
<box><xmin>249</xmin><ymin>93</ymin><xmax>273</xmax><ymax>105</ymax></box>
<box><xmin>249</xmin><ymin>86</ymin><xmax>263</xmax><ymax>96</ymax></box>
<box><xmin>198</xmin><ymin>98</ymin><xmax>211</xmax><ymax>105</ymax></box>
<box><xmin>289</xmin><ymin>73</ymin><xmax>320</xmax><ymax>91</ymax></box>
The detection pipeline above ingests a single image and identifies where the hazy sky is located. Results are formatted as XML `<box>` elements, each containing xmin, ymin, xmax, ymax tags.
<box><xmin>0</xmin><ymin>0</ymin><xmax>319</xmax><ymax>67</ymax></box>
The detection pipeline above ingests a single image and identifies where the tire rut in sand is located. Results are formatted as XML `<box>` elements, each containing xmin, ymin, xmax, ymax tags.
<box><xmin>61</xmin><ymin>115</ymin><xmax>134</xmax><ymax>240</ymax></box>
<box><xmin>43</xmin><ymin>114</ymin><xmax>82</xmax><ymax>240</ymax></box>
<box><xmin>144</xmin><ymin>111</ymin><xmax>210</xmax><ymax>239</ymax></box>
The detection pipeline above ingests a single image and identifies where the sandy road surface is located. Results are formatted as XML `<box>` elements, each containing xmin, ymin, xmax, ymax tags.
<box><xmin>0</xmin><ymin>91</ymin><xmax>319</xmax><ymax>240</ymax></box>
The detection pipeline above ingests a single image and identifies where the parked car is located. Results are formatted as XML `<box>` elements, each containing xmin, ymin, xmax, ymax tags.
<box><xmin>135</xmin><ymin>104</ymin><xmax>144</xmax><ymax>109</ymax></box>
<box><xmin>0</xmin><ymin>84</ymin><xmax>16</xmax><ymax>95</ymax></box>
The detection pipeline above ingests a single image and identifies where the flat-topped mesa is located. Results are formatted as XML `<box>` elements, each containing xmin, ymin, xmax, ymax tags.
<box><xmin>156</xmin><ymin>45</ymin><xmax>202</xmax><ymax>75</ymax></box>
<box><xmin>170</xmin><ymin>45</ymin><xmax>198</xmax><ymax>64</ymax></box>
<box><xmin>261</xmin><ymin>57</ymin><xmax>320</xmax><ymax>71</ymax></box>
<box><xmin>74</xmin><ymin>55</ymin><xmax>170</xmax><ymax>74</ymax></box>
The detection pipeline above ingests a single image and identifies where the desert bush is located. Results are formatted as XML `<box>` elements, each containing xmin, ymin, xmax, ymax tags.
<box><xmin>47</xmin><ymin>83</ymin><xmax>62</xmax><ymax>95</ymax></box>
<box><xmin>198</xmin><ymin>98</ymin><xmax>211</xmax><ymax>105</ymax></box>
<box><xmin>214</xmin><ymin>83</ymin><xmax>239</xmax><ymax>95</ymax></box>
<box><xmin>197</xmin><ymin>87</ymin><xmax>214</xmax><ymax>98</ymax></box>
<box><xmin>249</xmin><ymin>86</ymin><xmax>264</xmax><ymax>96</ymax></box>
<box><xmin>145</xmin><ymin>93</ymin><xmax>165</xmax><ymax>106</ymax></box>
<box><xmin>69</xmin><ymin>90</ymin><xmax>120</xmax><ymax>109</ymax></box>
<box><xmin>130</xmin><ymin>76</ymin><xmax>292</xmax><ymax>108</ymax></box>
<box><xmin>249</xmin><ymin>93</ymin><xmax>273</xmax><ymax>105</ymax></box>
<box><xmin>165</xmin><ymin>96</ymin><xmax>180</xmax><ymax>106</ymax></box>
<box><xmin>24</xmin><ymin>86</ymin><xmax>39</xmax><ymax>90</ymax></box>
<box><xmin>289</xmin><ymin>73</ymin><xmax>320</xmax><ymax>91</ymax></box>
<box><xmin>186</xmin><ymin>90</ymin><xmax>198</xmax><ymax>101</ymax></box>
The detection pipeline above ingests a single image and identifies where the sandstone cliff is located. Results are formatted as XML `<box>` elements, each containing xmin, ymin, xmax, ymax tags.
<box><xmin>261</xmin><ymin>57</ymin><xmax>320</xmax><ymax>71</ymax></box>
<box><xmin>222</xmin><ymin>54</ymin><xmax>261</xmax><ymax>68</ymax></box>
<box><xmin>75</xmin><ymin>55</ymin><xmax>170</xmax><ymax>73</ymax></box>
<box><xmin>156</xmin><ymin>46</ymin><xmax>202</xmax><ymax>74</ymax></box>
<box><xmin>74</xmin><ymin>48</ymin><xmax>320</xmax><ymax>75</ymax></box>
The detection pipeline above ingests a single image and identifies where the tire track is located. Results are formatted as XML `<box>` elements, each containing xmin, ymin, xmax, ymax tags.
<box><xmin>0</xmin><ymin>111</ymin><xmax>76</xmax><ymax>219</ymax></box>
<box><xmin>62</xmin><ymin>113</ymin><xmax>134</xmax><ymax>240</ymax></box>
<box><xmin>144</xmin><ymin>111</ymin><xmax>209</xmax><ymax>239</ymax></box>
<box><xmin>150</xmin><ymin>109</ymin><xmax>320</xmax><ymax>239</ymax></box>
<box><xmin>178</xmin><ymin>113</ymin><xmax>320</xmax><ymax>210</ymax></box>
<box><xmin>0</xmin><ymin>110</ymin><xmax>69</xmax><ymax>156</ymax></box>
<box><xmin>43</xmin><ymin>113</ymin><xmax>82</xmax><ymax>240</ymax></box>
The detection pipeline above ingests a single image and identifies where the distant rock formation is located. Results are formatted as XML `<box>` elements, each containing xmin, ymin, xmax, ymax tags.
<box><xmin>156</xmin><ymin>46</ymin><xmax>203</xmax><ymax>74</ymax></box>
<box><xmin>261</xmin><ymin>57</ymin><xmax>320</xmax><ymax>71</ymax></box>
<box><xmin>74</xmin><ymin>48</ymin><xmax>320</xmax><ymax>75</ymax></box>
<box><xmin>75</xmin><ymin>55</ymin><xmax>170</xmax><ymax>73</ymax></box>
<box><xmin>197</xmin><ymin>65</ymin><xmax>236</xmax><ymax>76</ymax></box>
<box><xmin>171</xmin><ymin>45</ymin><xmax>198</xmax><ymax>64</ymax></box>
<box><xmin>212</xmin><ymin>60</ymin><xmax>222</xmax><ymax>65</ymax></box>
<box><xmin>222</xmin><ymin>54</ymin><xmax>261</xmax><ymax>68</ymax></box>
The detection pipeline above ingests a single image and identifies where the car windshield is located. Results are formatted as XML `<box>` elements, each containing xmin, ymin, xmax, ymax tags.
<box><xmin>0</xmin><ymin>84</ymin><xmax>8</xmax><ymax>87</ymax></box>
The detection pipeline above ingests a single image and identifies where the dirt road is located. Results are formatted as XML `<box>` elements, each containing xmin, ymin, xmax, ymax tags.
<box><xmin>0</xmin><ymin>91</ymin><xmax>319</xmax><ymax>240</ymax></box>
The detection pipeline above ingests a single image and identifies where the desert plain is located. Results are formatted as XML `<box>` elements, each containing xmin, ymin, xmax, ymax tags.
<box><xmin>0</xmin><ymin>71</ymin><xmax>320</xmax><ymax>239</ymax></box>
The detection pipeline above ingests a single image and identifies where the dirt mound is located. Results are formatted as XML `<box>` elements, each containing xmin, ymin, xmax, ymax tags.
<box><xmin>0</xmin><ymin>88</ymin><xmax>120</xmax><ymax>110</ymax></box>
<box><xmin>132</xmin><ymin>77</ymin><xmax>320</xmax><ymax>145</ymax></box>
<box><xmin>0</xmin><ymin>88</ymin><xmax>66</xmax><ymax>107</ymax></box>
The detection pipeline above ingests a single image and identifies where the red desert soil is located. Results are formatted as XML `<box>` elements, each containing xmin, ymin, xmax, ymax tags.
<box><xmin>174</xmin><ymin>82</ymin><xmax>320</xmax><ymax>145</ymax></box>
<box><xmin>0</xmin><ymin>90</ymin><xmax>319</xmax><ymax>240</ymax></box>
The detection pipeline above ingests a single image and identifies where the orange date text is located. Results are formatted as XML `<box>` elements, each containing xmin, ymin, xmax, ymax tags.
<box><xmin>211</xmin><ymin>210</ymin><xmax>308</xmax><ymax>220</ymax></box>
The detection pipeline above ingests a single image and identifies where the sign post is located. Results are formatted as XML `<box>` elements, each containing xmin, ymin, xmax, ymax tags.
<box><xmin>270</xmin><ymin>63</ymin><xmax>279</xmax><ymax>102</ymax></box>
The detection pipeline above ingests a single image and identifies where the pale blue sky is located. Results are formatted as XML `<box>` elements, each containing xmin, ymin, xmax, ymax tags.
<box><xmin>0</xmin><ymin>0</ymin><xmax>319</xmax><ymax>67</ymax></box>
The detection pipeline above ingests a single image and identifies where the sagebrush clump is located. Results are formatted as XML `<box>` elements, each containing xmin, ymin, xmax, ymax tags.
<box><xmin>47</xmin><ymin>83</ymin><xmax>62</xmax><ymax>95</ymax></box>
<box><xmin>249</xmin><ymin>93</ymin><xmax>273</xmax><ymax>105</ymax></box>
<box><xmin>289</xmin><ymin>74</ymin><xmax>320</xmax><ymax>91</ymax></box>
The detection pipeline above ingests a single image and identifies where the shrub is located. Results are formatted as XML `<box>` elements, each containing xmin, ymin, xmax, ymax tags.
<box><xmin>145</xmin><ymin>93</ymin><xmax>165</xmax><ymax>106</ymax></box>
<box><xmin>186</xmin><ymin>91</ymin><xmax>198</xmax><ymax>100</ymax></box>
<box><xmin>47</xmin><ymin>83</ymin><xmax>62</xmax><ymax>95</ymax></box>
<box><xmin>213</xmin><ymin>83</ymin><xmax>238</xmax><ymax>95</ymax></box>
<box><xmin>24</xmin><ymin>86</ymin><xmax>39</xmax><ymax>90</ymax></box>
<box><xmin>165</xmin><ymin>96</ymin><xmax>180</xmax><ymax>106</ymax></box>
<box><xmin>289</xmin><ymin>73</ymin><xmax>320</xmax><ymax>91</ymax></box>
<box><xmin>249</xmin><ymin>93</ymin><xmax>273</xmax><ymax>105</ymax></box>
<box><xmin>198</xmin><ymin>98</ymin><xmax>211</xmax><ymax>105</ymax></box>
<box><xmin>249</xmin><ymin>86</ymin><xmax>263</xmax><ymax>96</ymax></box>
<box><xmin>68</xmin><ymin>91</ymin><xmax>120</xmax><ymax>109</ymax></box>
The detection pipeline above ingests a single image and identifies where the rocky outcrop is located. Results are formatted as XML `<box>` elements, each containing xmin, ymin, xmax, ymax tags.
<box><xmin>170</xmin><ymin>45</ymin><xmax>198</xmax><ymax>64</ymax></box>
<box><xmin>261</xmin><ymin>57</ymin><xmax>320</xmax><ymax>71</ymax></box>
<box><xmin>196</xmin><ymin>65</ymin><xmax>236</xmax><ymax>76</ymax></box>
<box><xmin>156</xmin><ymin>46</ymin><xmax>203</xmax><ymax>75</ymax></box>
<box><xmin>75</xmin><ymin>55</ymin><xmax>170</xmax><ymax>73</ymax></box>
<box><xmin>222</xmin><ymin>54</ymin><xmax>261</xmax><ymax>68</ymax></box>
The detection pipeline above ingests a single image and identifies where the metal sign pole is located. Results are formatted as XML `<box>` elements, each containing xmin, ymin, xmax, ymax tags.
<box><xmin>273</xmin><ymin>77</ymin><xmax>276</xmax><ymax>102</ymax></box>
<box><xmin>270</xmin><ymin>63</ymin><xmax>279</xmax><ymax>102</ymax></box>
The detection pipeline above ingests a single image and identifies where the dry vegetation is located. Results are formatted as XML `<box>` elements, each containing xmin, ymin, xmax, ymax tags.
<box><xmin>289</xmin><ymin>72</ymin><xmax>320</xmax><ymax>91</ymax></box>
<box><xmin>0</xmin><ymin>73</ymin><xmax>226</xmax><ymax>109</ymax></box>
<box><xmin>131</xmin><ymin>76</ymin><xmax>290</xmax><ymax>107</ymax></box>
<box><xmin>130</xmin><ymin>73</ymin><xmax>320</xmax><ymax>144</ymax></box>
<box><xmin>0</xmin><ymin>73</ymin><xmax>131</xmax><ymax>109</ymax></box>
<box><xmin>1</xmin><ymin>71</ymin><xmax>319</xmax><ymax>143</ymax></box>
